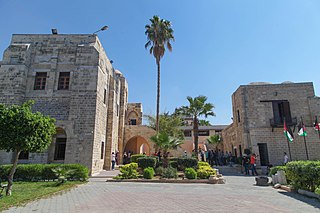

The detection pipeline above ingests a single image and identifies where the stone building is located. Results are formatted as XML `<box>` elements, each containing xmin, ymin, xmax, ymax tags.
<box><xmin>0</xmin><ymin>34</ymin><xmax>134</xmax><ymax>174</ymax></box>
<box><xmin>222</xmin><ymin>82</ymin><xmax>320</xmax><ymax>166</ymax></box>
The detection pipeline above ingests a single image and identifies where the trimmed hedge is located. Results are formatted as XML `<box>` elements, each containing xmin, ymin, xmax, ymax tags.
<box><xmin>285</xmin><ymin>161</ymin><xmax>320</xmax><ymax>192</ymax></box>
<box><xmin>117</xmin><ymin>162</ymin><xmax>139</xmax><ymax>179</ymax></box>
<box><xmin>197</xmin><ymin>166</ymin><xmax>216</xmax><ymax>179</ymax></box>
<box><xmin>198</xmin><ymin>161</ymin><xmax>210</xmax><ymax>168</ymax></box>
<box><xmin>176</xmin><ymin>157</ymin><xmax>198</xmax><ymax>171</ymax></box>
<box><xmin>137</xmin><ymin>157</ymin><xmax>157</xmax><ymax>169</ymax></box>
<box><xmin>169</xmin><ymin>161</ymin><xmax>178</xmax><ymax>169</ymax></box>
<box><xmin>162</xmin><ymin>167</ymin><xmax>178</xmax><ymax>179</ymax></box>
<box><xmin>0</xmin><ymin>164</ymin><xmax>89</xmax><ymax>181</ymax></box>
<box><xmin>130</xmin><ymin>154</ymin><xmax>145</xmax><ymax>163</ymax></box>
<box><xmin>185</xmin><ymin>168</ymin><xmax>197</xmax><ymax>179</ymax></box>
<box><xmin>143</xmin><ymin>167</ymin><xmax>155</xmax><ymax>179</ymax></box>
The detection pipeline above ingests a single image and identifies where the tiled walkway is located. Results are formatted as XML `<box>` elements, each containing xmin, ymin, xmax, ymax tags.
<box><xmin>4</xmin><ymin>175</ymin><xmax>320</xmax><ymax>213</ymax></box>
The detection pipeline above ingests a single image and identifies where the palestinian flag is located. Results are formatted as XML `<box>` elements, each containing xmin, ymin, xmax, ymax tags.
<box><xmin>314</xmin><ymin>116</ymin><xmax>320</xmax><ymax>131</ymax></box>
<box><xmin>284</xmin><ymin>120</ymin><xmax>294</xmax><ymax>142</ymax></box>
<box><xmin>297</xmin><ymin>120</ymin><xmax>307</xmax><ymax>137</ymax></box>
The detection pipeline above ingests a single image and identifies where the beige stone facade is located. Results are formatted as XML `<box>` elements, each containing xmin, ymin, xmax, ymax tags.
<box><xmin>222</xmin><ymin>82</ymin><xmax>320</xmax><ymax>166</ymax></box>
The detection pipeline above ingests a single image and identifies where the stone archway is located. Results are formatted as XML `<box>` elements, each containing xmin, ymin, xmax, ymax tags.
<box><xmin>124</xmin><ymin>136</ymin><xmax>151</xmax><ymax>155</ymax></box>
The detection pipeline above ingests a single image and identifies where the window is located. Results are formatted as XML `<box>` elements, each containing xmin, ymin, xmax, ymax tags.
<box><xmin>198</xmin><ymin>130</ymin><xmax>209</xmax><ymax>136</ymax></box>
<box><xmin>237</xmin><ymin>110</ymin><xmax>240</xmax><ymax>123</ymax></box>
<box><xmin>58</xmin><ymin>72</ymin><xmax>70</xmax><ymax>90</ymax></box>
<box><xmin>103</xmin><ymin>89</ymin><xmax>107</xmax><ymax>104</ymax></box>
<box><xmin>34</xmin><ymin>72</ymin><xmax>47</xmax><ymax>90</ymax></box>
<box><xmin>129</xmin><ymin>119</ymin><xmax>137</xmax><ymax>125</ymax></box>
<box><xmin>18</xmin><ymin>151</ymin><xmax>29</xmax><ymax>160</ymax></box>
<box><xmin>184</xmin><ymin>130</ymin><xmax>192</xmax><ymax>137</ymax></box>
<box><xmin>101</xmin><ymin>142</ymin><xmax>105</xmax><ymax>159</ymax></box>
<box><xmin>54</xmin><ymin>138</ymin><xmax>66</xmax><ymax>160</ymax></box>
<box><xmin>272</xmin><ymin>101</ymin><xmax>292</xmax><ymax>125</ymax></box>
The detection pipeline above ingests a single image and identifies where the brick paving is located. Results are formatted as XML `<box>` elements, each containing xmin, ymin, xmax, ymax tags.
<box><xmin>3</xmin><ymin>175</ymin><xmax>320</xmax><ymax>213</ymax></box>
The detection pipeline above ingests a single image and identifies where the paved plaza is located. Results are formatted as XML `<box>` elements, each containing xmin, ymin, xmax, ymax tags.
<box><xmin>3</xmin><ymin>175</ymin><xmax>320</xmax><ymax>213</ymax></box>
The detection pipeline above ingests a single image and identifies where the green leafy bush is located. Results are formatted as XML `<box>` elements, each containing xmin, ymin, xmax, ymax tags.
<box><xmin>130</xmin><ymin>154</ymin><xmax>145</xmax><ymax>163</ymax></box>
<box><xmin>137</xmin><ymin>157</ymin><xmax>157</xmax><ymax>169</ymax></box>
<box><xmin>185</xmin><ymin>168</ymin><xmax>197</xmax><ymax>179</ymax></box>
<box><xmin>315</xmin><ymin>187</ymin><xmax>320</xmax><ymax>195</ymax></box>
<box><xmin>117</xmin><ymin>163</ymin><xmax>139</xmax><ymax>179</ymax></box>
<box><xmin>143</xmin><ymin>167</ymin><xmax>155</xmax><ymax>179</ymax></box>
<box><xmin>198</xmin><ymin>161</ymin><xmax>210</xmax><ymax>168</ymax></box>
<box><xmin>169</xmin><ymin>161</ymin><xmax>178</xmax><ymax>169</ymax></box>
<box><xmin>155</xmin><ymin>166</ymin><xmax>165</xmax><ymax>176</ymax></box>
<box><xmin>285</xmin><ymin>161</ymin><xmax>320</xmax><ymax>192</ymax></box>
<box><xmin>269</xmin><ymin>165</ymin><xmax>287</xmax><ymax>176</ymax></box>
<box><xmin>0</xmin><ymin>164</ymin><xmax>88</xmax><ymax>181</ymax></box>
<box><xmin>162</xmin><ymin>167</ymin><xmax>178</xmax><ymax>179</ymax></box>
<box><xmin>197</xmin><ymin>166</ymin><xmax>216</xmax><ymax>179</ymax></box>
<box><xmin>176</xmin><ymin>157</ymin><xmax>198</xmax><ymax>171</ymax></box>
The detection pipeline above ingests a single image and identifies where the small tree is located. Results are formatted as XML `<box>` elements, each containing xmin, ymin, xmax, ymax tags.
<box><xmin>150</xmin><ymin>132</ymin><xmax>183</xmax><ymax>167</ymax></box>
<box><xmin>0</xmin><ymin>101</ymin><xmax>56</xmax><ymax>196</ymax></box>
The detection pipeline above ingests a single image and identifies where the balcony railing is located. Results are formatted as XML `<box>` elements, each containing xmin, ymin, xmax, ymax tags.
<box><xmin>270</xmin><ymin>117</ymin><xmax>297</xmax><ymax>128</ymax></box>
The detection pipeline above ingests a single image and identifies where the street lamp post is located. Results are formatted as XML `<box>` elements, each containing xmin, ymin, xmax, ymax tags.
<box><xmin>93</xmin><ymin>26</ymin><xmax>109</xmax><ymax>34</ymax></box>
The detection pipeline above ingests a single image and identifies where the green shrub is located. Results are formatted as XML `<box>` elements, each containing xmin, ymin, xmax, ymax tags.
<box><xmin>197</xmin><ymin>166</ymin><xmax>216</xmax><ymax>179</ymax></box>
<box><xmin>169</xmin><ymin>161</ymin><xmax>178</xmax><ymax>169</ymax></box>
<box><xmin>285</xmin><ymin>161</ymin><xmax>320</xmax><ymax>192</ymax></box>
<box><xmin>315</xmin><ymin>187</ymin><xmax>320</xmax><ymax>195</ymax></box>
<box><xmin>130</xmin><ymin>154</ymin><xmax>145</xmax><ymax>163</ymax></box>
<box><xmin>176</xmin><ymin>157</ymin><xmax>198</xmax><ymax>171</ymax></box>
<box><xmin>137</xmin><ymin>157</ymin><xmax>157</xmax><ymax>169</ymax></box>
<box><xmin>185</xmin><ymin>168</ymin><xmax>197</xmax><ymax>179</ymax></box>
<box><xmin>155</xmin><ymin>166</ymin><xmax>165</xmax><ymax>176</ymax></box>
<box><xmin>198</xmin><ymin>161</ymin><xmax>210</xmax><ymax>168</ymax></box>
<box><xmin>244</xmin><ymin>148</ymin><xmax>251</xmax><ymax>155</ymax></box>
<box><xmin>162</xmin><ymin>167</ymin><xmax>178</xmax><ymax>179</ymax></box>
<box><xmin>0</xmin><ymin>164</ymin><xmax>88</xmax><ymax>181</ymax></box>
<box><xmin>269</xmin><ymin>165</ymin><xmax>287</xmax><ymax>176</ymax></box>
<box><xmin>143</xmin><ymin>167</ymin><xmax>155</xmax><ymax>179</ymax></box>
<box><xmin>117</xmin><ymin>163</ymin><xmax>139</xmax><ymax>179</ymax></box>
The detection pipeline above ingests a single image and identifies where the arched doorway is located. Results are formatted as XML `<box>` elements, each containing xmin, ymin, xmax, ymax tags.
<box><xmin>124</xmin><ymin>136</ymin><xmax>150</xmax><ymax>155</ymax></box>
<box><xmin>48</xmin><ymin>127</ymin><xmax>67</xmax><ymax>162</ymax></box>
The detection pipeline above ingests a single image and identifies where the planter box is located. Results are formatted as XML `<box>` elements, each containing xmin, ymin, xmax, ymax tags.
<box><xmin>298</xmin><ymin>189</ymin><xmax>320</xmax><ymax>200</ymax></box>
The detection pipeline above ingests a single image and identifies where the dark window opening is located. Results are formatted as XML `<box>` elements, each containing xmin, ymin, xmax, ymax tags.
<box><xmin>129</xmin><ymin>119</ymin><xmax>137</xmax><ymax>125</ymax></box>
<box><xmin>272</xmin><ymin>101</ymin><xmax>292</xmax><ymax>125</ymax></box>
<box><xmin>237</xmin><ymin>110</ymin><xmax>240</xmax><ymax>123</ymax></box>
<box><xmin>18</xmin><ymin>151</ymin><xmax>29</xmax><ymax>160</ymax></box>
<box><xmin>34</xmin><ymin>72</ymin><xmax>47</xmax><ymax>90</ymax></box>
<box><xmin>54</xmin><ymin>138</ymin><xmax>66</xmax><ymax>160</ymax></box>
<box><xmin>101</xmin><ymin>142</ymin><xmax>105</xmax><ymax>159</ymax></box>
<box><xmin>103</xmin><ymin>89</ymin><xmax>107</xmax><ymax>104</ymax></box>
<box><xmin>58</xmin><ymin>72</ymin><xmax>70</xmax><ymax>90</ymax></box>
<box><xmin>239</xmin><ymin>145</ymin><xmax>242</xmax><ymax>157</ymax></box>
<box><xmin>184</xmin><ymin>130</ymin><xmax>192</xmax><ymax>137</ymax></box>
<box><xmin>198</xmin><ymin>130</ymin><xmax>209</xmax><ymax>136</ymax></box>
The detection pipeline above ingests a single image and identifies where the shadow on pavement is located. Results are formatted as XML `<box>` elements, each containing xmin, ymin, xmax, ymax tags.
<box><xmin>278</xmin><ymin>191</ymin><xmax>320</xmax><ymax>209</ymax></box>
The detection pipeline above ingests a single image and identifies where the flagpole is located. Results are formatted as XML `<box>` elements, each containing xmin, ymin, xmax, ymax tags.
<box><xmin>318</xmin><ymin>116</ymin><xmax>320</xmax><ymax>139</ymax></box>
<box><xmin>284</xmin><ymin>117</ymin><xmax>292</xmax><ymax>161</ymax></box>
<box><xmin>301</xmin><ymin>116</ymin><xmax>309</xmax><ymax>160</ymax></box>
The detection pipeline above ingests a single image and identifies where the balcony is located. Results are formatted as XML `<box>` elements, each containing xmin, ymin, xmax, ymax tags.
<box><xmin>270</xmin><ymin>117</ymin><xmax>297</xmax><ymax>128</ymax></box>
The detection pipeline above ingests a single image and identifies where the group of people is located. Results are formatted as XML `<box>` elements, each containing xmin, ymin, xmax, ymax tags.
<box><xmin>196</xmin><ymin>149</ymin><xmax>235</xmax><ymax>166</ymax></box>
<box><xmin>242</xmin><ymin>154</ymin><xmax>258</xmax><ymax>176</ymax></box>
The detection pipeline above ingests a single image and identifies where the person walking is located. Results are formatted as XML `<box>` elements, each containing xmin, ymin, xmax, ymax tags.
<box><xmin>250</xmin><ymin>153</ymin><xmax>258</xmax><ymax>176</ymax></box>
<box><xmin>283</xmin><ymin>152</ymin><xmax>289</xmax><ymax>165</ymax></box>
<box><xmin>243</xmin><ymin>156</ymin><xmax>250</xmax><ymax>175</ymax></box>
<box><xmin>111</xmin><ymin>152</ymin><xmax>116</xmax><ymax>170</ymax></box>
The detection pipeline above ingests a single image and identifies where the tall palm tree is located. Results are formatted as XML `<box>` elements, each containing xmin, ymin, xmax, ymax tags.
<box><xmin>175</xmin><ymin>96</ymin><xmax>215</xmax><ymax>156</ymax></box>
<box><xmin>150</xmin><ymin>132</ymin><xmax>183</xmax><ymax>167</ymax></box>
<box><xmin>145</xmin><ymin>15</ymin><xmax>174</xmax><ymax>133</ymax></box>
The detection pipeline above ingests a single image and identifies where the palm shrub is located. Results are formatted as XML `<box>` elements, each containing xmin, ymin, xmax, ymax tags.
<box><xmin>185</xmin><ymin>168</ymin><xmax>197</xmax><ymax>179</ymax></box>
<box><xmin>155</xmin><ymin>166</ymin><xmax>165</xmax><ymax>176</ymax></box>
<box><xmin>51</xmin><ymin>167</ymin><xmax>75</xmax><ymax>184</ymax></box>
<box><xmin>143</xmin><ymin>167</ymin><xmax>155</xmax><ymax>179</ymax></box>
<box><xmin>117</xmin><ymin>163</ymin><xmax>139</xmax><ymax>179</ymax></box>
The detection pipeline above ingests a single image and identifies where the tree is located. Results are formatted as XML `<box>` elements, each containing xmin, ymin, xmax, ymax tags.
<box><xmin>175</xmin><ymin>96</ymin><xmax>215</xmax><ymax>156</ymax></box>
<box><xmin>145</xmin><ymin>15</ymin><xmax>174</xmax><ymax>133</ymax></box>
<box><xmin>0</xmin><ymin>101</ymin><xmax>56</xmax><ymax>196</ymax></box>
<box><xmin>145</xmin><ymin>112</ymin><xmax>184</xmax><ymax>140</ymax></box>
<box><xmin>199</xmin><ymin>119</ymin><xmax>211</xmax><ymax>126</ymax></box>
<box><xmin>150</xmin><ymin>132</ymin><xmax>183</xmax><ymax>167</ymax></box>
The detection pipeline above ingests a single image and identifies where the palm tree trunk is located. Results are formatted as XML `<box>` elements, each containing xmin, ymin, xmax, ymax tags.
<box><xmin>194</xmin><ymin>116</ymin><xmax>199</xmax><ymax>158</ymax></box>
<box><xmin>6</xmin><ymin>149</ymin><xmax>20</xmax><ymax>196</ymax></box>
<box><xmin>156</xmin><ymin>59</ymin><xmax>161</xmax><ymax>133</ymax></box>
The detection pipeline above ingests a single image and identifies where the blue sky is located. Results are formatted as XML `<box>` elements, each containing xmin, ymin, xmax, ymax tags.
<box><xmin>1</xmin><ymin>0</ymin><xmax>320</xmax><ymax>125</ymax></box>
